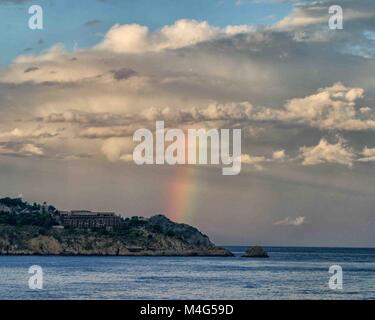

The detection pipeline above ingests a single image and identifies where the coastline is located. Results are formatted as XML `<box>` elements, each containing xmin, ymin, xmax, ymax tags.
<box><xmin>0</xmin><ymin>207</ymin><xmax>234</xmax><ymax>257</ymax></box>
<box><xmin>0</xmin><ymin>246</ymin><xmax>234</xmax><ymax>257</ymax></box>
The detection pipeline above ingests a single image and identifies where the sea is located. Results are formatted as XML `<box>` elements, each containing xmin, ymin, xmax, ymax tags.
<box><xmin>0</xmin><ymin>246</ymin><xmax>374</xmax><ymax>300</ymax></box>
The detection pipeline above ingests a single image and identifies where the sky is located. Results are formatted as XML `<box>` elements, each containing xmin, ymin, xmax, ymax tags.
<box><xmin>0</xmin><ymin>0</ymin><xmax>291</xmax><ymax>65</ymax></box>
<box><xmin>0</xmin><ymin>0</ymin><xmax>375</xmax><ymax>247</ymax></box>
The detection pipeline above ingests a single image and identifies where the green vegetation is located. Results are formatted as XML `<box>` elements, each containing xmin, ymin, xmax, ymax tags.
<box><xmin>0</xmin><ymin>211</ymin><xmax>58</xmax><ymax>228</ymax></box>
<box><xmin>0</xmin><ymin>197</ymin><xmax>58</xmax><ymax>228</ymax></box>
<box><xmin>0</xmin><ymin>197</ymin><xmax>214</xmax><ymax>250</ymax></box>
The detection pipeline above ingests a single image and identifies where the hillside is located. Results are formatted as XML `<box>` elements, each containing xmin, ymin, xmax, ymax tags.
<box><xmin>0</xmin><ymin>198</ymin><xmax>232</xmax><ymax>256</ymax></box>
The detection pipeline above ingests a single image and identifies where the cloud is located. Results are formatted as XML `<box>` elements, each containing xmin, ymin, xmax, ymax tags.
<box><xmin>84</xmin><ymin>19</ymin><xmax>102</xmax><ymax>27</ymax></box>
<box><xmin>38</xmin><ymin>102</ymin><xmax>254</xmax><ymax>133</ymax></box>
<box><xmin>101</xmin><ymin>138</ymin><xmax>134</xmax><ymax>162</ymax></box>
<box><xmin>272</xmin><ymin>149</ymin><xmax>286</xmax><ymax>160</ymax></box>
<box><xmin>141</xmin><ymin>102</ymin><xmax>254</xmax><ymax>123</ymax></box>
<box><xmin>275</xmin><ymin>0</ymin><xmax>375</xmax><ymax>30</ymax></box>
<box><xmin>78</xmin><ymin>126</ymin><xmax>135</xmax><ymax>139</ymax></box>
<box><xmin>0</xmin><ymin>142</ymin><xmax>44</xmax><ymax>157</ymax></box>
<box><xmin>62</xmin><ymin>153</ymin><xmax>93</xmax><ymax>161</ymax></box>
<box><xmin>18</xmin><ymin>143</ymin><xmax>44</xmax><ymax>156</ymax></box>
<box><xmin>253</xmin><ymin>83</ymin><xmax>375</xmax><ymax>131</ymax></box>
<box><xmin>24</xmin><ymin>67</ymin><xmax>39</xmax><ymax>73</ymax></box>
<box><xmin>141</xmin><ymin>83</ymin><xmax>375</xmax><ymax>133</ymax></box>
<box><xmin>0</xmin><ymin>46</ymin><xmax>148</xmax><ymax>86</ymax></box>
<box><xmin>300</xmin><ymin>138</ymin><xmax>354</xmax><ymax>167</ymax></box>
<box><xmin>0</xmin><ymin>128</ymin><xmax>59</xmax><ymax>141</ymax></box>
<box><xmin>274</xmin><ymin>216</ymin><xmax>307</xmax><ymax>226</ymax></box>
<box><xmin>110</xmin><ymin>68</ymin><xmax>138</xmax><ymax>81</ymax></box>
<box><xmin>0</xmin><ymin>4</ymin><xmax>375</xmax><ymax>169</ymax></box>
<box><xmin>275</xmin><ymin>8</ymin><xmax>327</xmax><ymax>29</ymax></box>
<box><xmin>358</xmin><ymin>146</ymin><xmax>375</xmax><ymax>162</ymax></box>
<box><xmin>96</xmin><ymin>19</ymin><xmax>254</xmax><ymax>53</ymax></box>
<box><xmin>241</xmin><ymin>149</ymin><xmax>288</xmax><ymax>170</ymax></box>
<box><xmin>34</xmin><ymin>82</ymin><xmax>375</xmax><ymax>133</ymax></box>
<box><xmin>241</xmin><ymin>154</ymin><xmax>266</xmax><ymax>170</ymax></box>
<box><xmin>282</xmin><ymin>83</ymin><xmax>371</xmax><ymax>131</ymax></box>
<box><xmin>40</xmin><ymin>110</ymin><xmax>134</xmax><ymax>126</ymax></box>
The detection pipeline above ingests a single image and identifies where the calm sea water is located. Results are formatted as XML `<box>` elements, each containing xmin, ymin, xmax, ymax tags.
<box><xmin>0</xmin><ymin>246</ymin><xmax>374</xmax><ymax>300</ymax></box>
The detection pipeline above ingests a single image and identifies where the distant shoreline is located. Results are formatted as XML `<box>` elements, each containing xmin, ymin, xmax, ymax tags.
<box><xmin>224</xmin><ymin>245</ymin><xmax>375</xmax><ymax>249</ymax></box>
<box><xmin>0</xmin><ymin>253</ymin><xmax>234</xmax><ymax>257</ymax></box>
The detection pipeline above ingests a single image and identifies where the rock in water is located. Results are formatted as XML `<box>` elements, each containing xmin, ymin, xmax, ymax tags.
<box><xmin>242</xmin><ymin>246</ymin><xmax>269</xmax><ymax>258</ymax></box>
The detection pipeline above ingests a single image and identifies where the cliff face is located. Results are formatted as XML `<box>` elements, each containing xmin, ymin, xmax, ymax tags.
<box><xmin>0</xmin><ymin>217</ymin><xmax>232</xmax><ymax>257</ymax></box>
<box><xmin>148</xmin><ymin>215</ymin><xmax>213</xmax><ymax>247</ymax></box>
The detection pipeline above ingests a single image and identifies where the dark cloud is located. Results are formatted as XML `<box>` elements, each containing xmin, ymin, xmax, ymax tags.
<box><xmin>39</xmin><ymin>110</ymin><xmax>135</xmax><ymax>127</ymax></box>
<box><xmin>110</xmin><ymin>68</ymin><xmax>138</xmax><ymax>81</ymax></box>
<box><xmin>0</xmin><ymin>141</ymin><xmax>44</xmax><ymax>158</ymax></box>
<box><xmin>24</xmin><ymin>67</ymin><xmax>39</xmax><ymax>73</ymax></box>
<box><xmin>84</xmin><ymin>19</ymin><xmax>102</xmax><ymax>27</ymax></box>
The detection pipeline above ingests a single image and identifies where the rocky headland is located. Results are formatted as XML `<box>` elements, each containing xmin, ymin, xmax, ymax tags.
<box><xmin>0</xmin><ymin>198</ymin><xmax>233</xmax><ymax>257</ymax></box>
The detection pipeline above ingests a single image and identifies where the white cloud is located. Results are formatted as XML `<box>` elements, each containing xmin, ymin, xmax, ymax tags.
<box><xmin>300</xmin><ymin>138</ymin><xmax>354</xmax><ymax>167</ymax></box>
<box><xmin>241</xmin><ymin>149</ymin><xmax>288</xmax><ymax>170</ymax></box>
<box><xmin>241</xmin><ymin>154</ymin><xmax>266</xmax><ymax>170</ymax></box>
<box><xmin>0</xmin><ymin>12</ymin><xmax>375</xmax><ymax>168</ymax></box>
<box><xmin>360</xmin><ymin>107</ymin><xmax>372</xmax><ymax>114</ymax></box>
<box><xmin>275</xmin><ymin>9</ymin><xmax>326</xmax><ymax>29</ymax></box>
<box><xmin>252</xmin><ymin>83</ymin><xmax>375</xmax><ymax>131</ymax></box>
<box><xmin>141</xmin><ymin>102</ymin><xmax>254</xmax><ymax>123</ymax></box>
<box><xmin>277</xmin><ymin>83</ymin><xmax>370</xmax><ymax>130</ymax></box>
<box><xmin>35</xmin><ymin>83</ymin><xmax>375</xmax><ymax>133</ymax></box>
<box><xmin>362</xmin><ymin>146</ymin><xmax>375</xmax><ymax>158</ymax></box>
<box><xmin>272</xmin><ymin>149</ymin><xmax>286</xmax><ymax>160</ymax></box>
<box><xmin>18</xmin><ymin>143</ymin><xmax>44</xmax><ymax>156</ymax></box>
<box><xmin>275</xmin><ymin>4</ymin><xmax>375</xmax><ymax>30</ymax></box>
<box><xmin>358</xmin><ymin>146</ymin><xmax>375</xmax><ymax>162</ymax></box>
<box><xmin>97</xmin><ymin>19</ymin><xmax>253</xmax><ymax>53</ymax></box>
<box><xmin>274</xmin><ymin>216</ymin><xmax>307</xmax><ymax>226</ymax></box>
<box><xmin>0</xmin><ymin>128</ymin><xmax>58</xmax><ymax>141</ymax></box>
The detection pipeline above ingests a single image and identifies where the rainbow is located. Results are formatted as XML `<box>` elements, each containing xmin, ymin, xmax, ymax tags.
<box><xmin>163</xmin><ymin>126</ymin><xmax>203</xmax><ymax>223</ymax></box>
<box><xmin>165</xmin><ymin>165</ymin><xmax>199</xmax><ymax>223</ymax></box>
